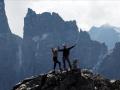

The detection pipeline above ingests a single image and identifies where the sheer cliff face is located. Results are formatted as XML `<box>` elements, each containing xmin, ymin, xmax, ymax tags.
<box><xmin>0</xmin><ymin>0</ymin><xmax>11</xmax><ymax>33</ymax></box>
<box><xmin>0</xmin><ymin>0</ymin><xmax>22</xmax><ymax>90</ymax></box>
<box><xmin>22</xmin><ymin>8</ymin><xmax>107</xmax><ymax>77</ymax></box>
<box><xmin>99</xmin><ymin>42</ymin><xmax>120</xmax><ymax>79</ymax></box>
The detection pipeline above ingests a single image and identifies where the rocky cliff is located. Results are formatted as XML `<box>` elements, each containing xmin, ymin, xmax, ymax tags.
<box><xmin>13</xmin><ymin>69</ymin><xmax>120</xmax><ymax>90</ymax></box>
<box><xmin>0</xmin><ymin>0</ymin><xmax>11</xmax><ymax>33</ymax></box>
<box><xmin>0</xmin><ymin>0</ymin><xmax>22</xmax><ymax>90</ymax></box>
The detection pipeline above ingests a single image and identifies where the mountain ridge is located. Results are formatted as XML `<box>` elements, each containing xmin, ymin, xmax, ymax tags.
<box><xmin>89</xmin><ymin>24</ymin><xmax>120</xmax><ymax>49</ymax></box>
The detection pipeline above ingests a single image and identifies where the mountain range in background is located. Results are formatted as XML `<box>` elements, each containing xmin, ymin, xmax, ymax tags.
<box><xmin>0</xmin><ymin>0</ymin><xmax>120</xmax><ymax>90</ymax></box>
<box><xmin>89</xmin><ymin>24</ymin><xmax>120</xmax><ymax>49</ymax></box>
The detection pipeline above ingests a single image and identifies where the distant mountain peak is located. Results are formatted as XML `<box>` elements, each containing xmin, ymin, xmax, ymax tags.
<box><xmin>52</xmin><ymin>12</ymin><xmax>64</xmax><ymax>21</ymax></box>
<box><xmin>24</xmin><ymin>8</ymin><xmax>78</xmax><ymax>37</ymax></box>
<box><xmin>27</xmin><ymin>8</ymin><xmax>61</xmax><ymax>19</ymax></box>
<box><xmin>101</xmin><ymin>23</ymin><xmax>112</xmax><ymax>28</ymax></box>
<box><xmin>91</xmin><ymin>24</ymin><xmax>114</xmax><ymax>30</ymax></box>
<box><xmin>100</xmin><ymin>24</ymin><xmax>116</xmax><ymax>29</ymax></box>
<box><xmin>26</xmin><ymin>8</ymin><xmax>36</xmax><ymax>17</ymax></box>
<box><xmin>89</xmin><ymin>24</ymin><xmax>120</xmax><ymax>49</ymax></box>
<box><xmin>26</xmin><ymin>8</ymin><xmax>76</xmax><ymax>25</ymax></box>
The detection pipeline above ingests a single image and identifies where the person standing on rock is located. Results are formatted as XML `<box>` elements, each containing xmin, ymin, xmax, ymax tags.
<box><xmin>51</xmin><ymin>48</ymin><xmax>62</xmax><ymax>71</ymax></box>
<box><xmin>58</xmin><ymin>44</ymin><xmax>76</xmax><ymax>70</ymax></box>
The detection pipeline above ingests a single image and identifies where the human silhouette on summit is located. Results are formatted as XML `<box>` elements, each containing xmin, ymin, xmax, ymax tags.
<box><xmin>58</xmin><ymin>44</ymin><xmax>76</xmax><ymax>70</ymax></box>
<box><xmin>51</xmin><ymin>48</ymin><xmax>62</xmax><ymax>71</ymax></box>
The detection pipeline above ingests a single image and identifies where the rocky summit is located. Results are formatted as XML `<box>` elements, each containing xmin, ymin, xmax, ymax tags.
<box><xmin>13</xmin><ymin>69</ymin><xmax>120</xmax><ymax>90</ymax></box>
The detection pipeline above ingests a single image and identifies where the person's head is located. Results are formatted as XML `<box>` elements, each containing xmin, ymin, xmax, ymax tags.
<box><xmin>51</xmin><ymin>48</ymin><xmax>57</xmax><ymax>51</ymax></box>
<box><xmin>54</xmin><ymin>48</ymin><xmax>57</xmax><ymax>51</ymax></box>
<box><xmin>63</xmin><ymin>44</ymin><xmax>67</xmax><ymax>48</ymax></box>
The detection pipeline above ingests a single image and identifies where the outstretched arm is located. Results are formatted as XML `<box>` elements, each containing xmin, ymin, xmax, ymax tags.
<box><xmin>51</xmin><ymin>48</ymin><xmax>54</xmax><ymax>53</ymax></box>
<box><xmin>68</xmin><ymin>44</ymin><xmax>76</xmax><ymax>50</ymax></box>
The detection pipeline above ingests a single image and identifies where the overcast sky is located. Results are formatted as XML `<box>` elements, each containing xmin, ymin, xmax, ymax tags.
<box><xmin>5</xmin><ymin>0</ymin><xmax>120</xmax><ymax>38</ymax></box>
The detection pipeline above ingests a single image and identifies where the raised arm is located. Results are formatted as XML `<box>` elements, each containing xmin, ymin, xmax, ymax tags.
<box><xmin>68</xmin><ymin>44</ymin><xmax>76</xmax><ymax>50</ymax></box>
<box><xmin>51</xmin><ymin>48</ymin><xmax>54</xmax><ymax>53</ymax></box>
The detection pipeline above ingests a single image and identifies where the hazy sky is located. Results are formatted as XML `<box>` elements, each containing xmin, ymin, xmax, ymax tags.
<box><xmin>5</xmin><ymin>0</ymin><xmax>120</xmax><ymax>38</ymax></box>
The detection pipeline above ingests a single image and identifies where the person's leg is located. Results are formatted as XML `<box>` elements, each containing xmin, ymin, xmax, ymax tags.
<box><xmin>63</xmin><ymin>57</ymin><xmax>66</xmax><ymax>70</ymax></box>
<box><xmin>56</xmin><ymin>60</ymin><xmax>62</xmax><ymax>70</ymax></box>
<box><xmin>54</xmin><ymin>62</ymin><xmax>56</xmax><ymax>71</ymax></box>
<box><xmin>67</xmin><ymin>57</ymin><xmax>72</xmax><ymax>69</ymax></box>
<box><xmin>53</xmin><ymin>57</ymin><xmax>57</xmax><ymax>71</ymax></box>
<box><xmin>58</xmin><ymin>61</ymin><xmax>62</xmax><ymax>70</ymax></box>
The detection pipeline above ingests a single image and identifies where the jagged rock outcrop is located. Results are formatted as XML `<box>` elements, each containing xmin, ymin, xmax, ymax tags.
<box><xmin>89</xmin><ymin>24</ymin><xmax>120</xmax><ymax>49</ymax></box>
<box><xmin>0</xmin><ymin>0</ymin><xmax>11</xmax><ymax>33</ymax></box>
<box><xmin>22</xmin><ymin>9</ymin><xmax>107</xmax><ymax>78</ymax></box>
<box><xmin>0</xmin><ymin>0</ymin><xmax>22</xmax><ymax>90</ymax></box>
<box><xmin>13</xmin><ymin>69</ymin><xmax>120</xmax><ymax>90</ymax></box>
<box><xmin>98</xmin><ymin>42</ymin><xmax>120</xmax><ymax>79</ymax></box>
